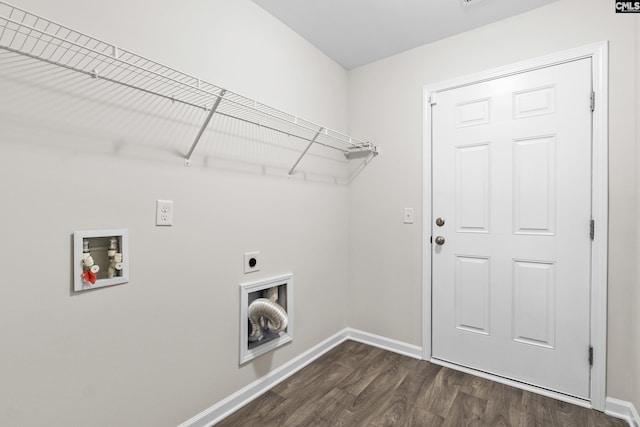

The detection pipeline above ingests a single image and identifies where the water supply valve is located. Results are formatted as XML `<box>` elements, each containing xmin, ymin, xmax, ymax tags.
<box><xmin>81</xmin><ymin>241</ymin><xmax>99</xmax><ymax>284</ymax></box>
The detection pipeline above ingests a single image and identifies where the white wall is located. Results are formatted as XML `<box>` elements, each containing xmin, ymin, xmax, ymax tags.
<box><xmin>348</xmin><ymin>0</ymin><xmax>638</xmax><ymax>403</ymax></box>
<box><xmin>0</xmin><ymin>1</ymin><xmax>350</xmax><ymax>426</ymax></box>
<box><xmin>634</xmin><ymin>12</ymin><xmax>640</xmax><ymax>416</ymax></box>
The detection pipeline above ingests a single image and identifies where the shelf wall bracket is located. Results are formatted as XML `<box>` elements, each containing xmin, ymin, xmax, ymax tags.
<box><xmin>185</xmin><ymin>89</ymin><xmax>227</xmax><ymax>161</ymax></box>
<box><xmin>288</xmin><ymin>127</ymin><xmax>324</xmax><ymax>176</ymax></box>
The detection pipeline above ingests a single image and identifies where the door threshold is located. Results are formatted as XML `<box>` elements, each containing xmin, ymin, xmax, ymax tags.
<box><xmin>429</xmin><ymin>357</ymin><xmax>592</xmax><ymax>410</ymax></box>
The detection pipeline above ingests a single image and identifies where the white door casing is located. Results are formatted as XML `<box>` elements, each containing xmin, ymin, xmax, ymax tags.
<box><xmin>422</xmin><ymin>42</ymin><xmax>609</xmax><ymax>410</ymax></box>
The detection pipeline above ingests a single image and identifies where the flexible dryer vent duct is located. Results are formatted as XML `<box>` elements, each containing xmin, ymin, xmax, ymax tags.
<box><xmin>248</xmin><ymin>288</ymin><xmax>288</xmax><ymax>342</ymax></box>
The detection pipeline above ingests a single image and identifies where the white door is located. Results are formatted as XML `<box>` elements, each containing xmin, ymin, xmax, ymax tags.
<box><xmin>431</xmin><ymin>58</ymin><xmax>593</xmax><ymax>399</ymax></box>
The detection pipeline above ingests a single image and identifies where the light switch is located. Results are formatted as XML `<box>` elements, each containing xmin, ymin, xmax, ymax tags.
<box><xmin>404</xmin><ymin>208</ymin><xmax>414</xmax><ymax>224</ymax></box>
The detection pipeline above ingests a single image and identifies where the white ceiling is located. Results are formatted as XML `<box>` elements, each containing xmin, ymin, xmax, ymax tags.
<box><xmin>251</xmin><ymin>0</ymin><xmax>557</xmax><ymax>70</ymax></box>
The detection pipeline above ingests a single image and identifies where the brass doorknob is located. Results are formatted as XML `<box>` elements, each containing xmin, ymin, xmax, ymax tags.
<box><xmin>435</xmin><ymin>236</ymin><xmax>445</xmax><ymax>245</ymax></box>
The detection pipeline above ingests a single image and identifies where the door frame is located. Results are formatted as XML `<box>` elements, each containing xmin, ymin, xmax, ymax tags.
<box><xmin>422</xmin><ymin>41</ymin><xmax>609</xmax><ymax>410</ymax></box>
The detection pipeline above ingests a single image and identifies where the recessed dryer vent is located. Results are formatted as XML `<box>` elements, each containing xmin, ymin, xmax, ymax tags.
<box><xmin>239</xmin><ymin>273</ymin><xmax>294</xmax><ymax>364</ymax></box>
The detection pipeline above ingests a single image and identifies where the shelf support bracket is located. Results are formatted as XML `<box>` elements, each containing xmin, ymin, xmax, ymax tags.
<box><xmin>185</xmin><ymin>89</ymin><xmax>227</xmax><ymax>161</ymax></box>
<box><xmin>288</xmin><ymin>127</ymin><xmax>324</xmax><ymax>176</ymax></box>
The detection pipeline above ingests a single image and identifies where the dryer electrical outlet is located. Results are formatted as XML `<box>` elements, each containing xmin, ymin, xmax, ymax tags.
<box><xmin>244</xmin><ymin>251</ymin><xmax>260</xmax><ymax>274</ymax></box>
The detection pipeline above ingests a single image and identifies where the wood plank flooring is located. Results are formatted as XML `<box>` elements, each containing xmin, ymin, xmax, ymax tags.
<box><xmin>217</xmin><ymin>340</ymin><xmax>627</xmax><ymax>426</ymax></box>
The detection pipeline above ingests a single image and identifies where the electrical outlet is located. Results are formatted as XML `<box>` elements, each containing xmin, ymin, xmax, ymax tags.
<box><xmin>244</xmin><ymin>251</ymin><xmax>260</xmax><ymax>274</ymax></box>
<box><xmin>156</xmin><ymin>200</ymin><xmax>174</xmax><ymax>226</ymax></box>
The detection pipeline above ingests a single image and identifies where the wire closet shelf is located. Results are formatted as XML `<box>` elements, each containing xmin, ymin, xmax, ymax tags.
<box><xmin>0</xmin><ymin>1</ymin><xmax>377</xmax><ymax>174</ymax></box>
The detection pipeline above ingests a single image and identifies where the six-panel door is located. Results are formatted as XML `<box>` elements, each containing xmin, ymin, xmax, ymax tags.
<box><xmin>431</xmin><ymin>58</ymin><xmax>593</xmax><ymax>399</ymax></box>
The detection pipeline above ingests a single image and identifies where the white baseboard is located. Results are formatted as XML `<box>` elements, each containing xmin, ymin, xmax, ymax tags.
<box><xmin>606</xmin><ymin>397</ymin><xmax>640</xmax><ymax>427</ymax></box>
<box><xmin>344</xmin><ymin>327</ymin><xmax>423</xmax><ymax>359</ymax></box>
<box><xmin>178</xmin><ymin>328</ymin><xmax>422</xmax><ymax>426</ymax></box>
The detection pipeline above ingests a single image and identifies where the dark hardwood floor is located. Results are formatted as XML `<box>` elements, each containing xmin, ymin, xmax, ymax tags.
<box><xmin>217</xmin><ymin>340</ymin><xmax>628</xmax><ymax>426</ymax></box>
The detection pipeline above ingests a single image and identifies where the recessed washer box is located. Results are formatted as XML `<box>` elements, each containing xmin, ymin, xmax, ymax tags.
<box><xmin>73</xmin><ymin>229</ymin><xmax>129</xmax><ymax>292</ymax></box>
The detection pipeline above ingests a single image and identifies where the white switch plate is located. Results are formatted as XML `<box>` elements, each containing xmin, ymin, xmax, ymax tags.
<box><xmin>156</xmin><ymin>200</ymin><xmax>174</xmax><ymax>226</ymax></box>
<box><xmin>403</xmin><ymin>208</ymin><xmax>414</xmax><ymax>224</ymax></box>
<box><xmin>244</xmin><ymin>251</ymin><xmax>260</xmax><ymax>274</ymax></box>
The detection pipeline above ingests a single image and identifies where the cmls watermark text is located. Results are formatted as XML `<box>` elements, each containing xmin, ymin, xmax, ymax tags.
<box><xmin>616</xmin><ymin>1</ymin><xmax>640</xmax><ymax>12</ymax></box>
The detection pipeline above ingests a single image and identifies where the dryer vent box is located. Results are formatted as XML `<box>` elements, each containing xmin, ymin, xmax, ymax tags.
<box><xmin>239</xmin><ymin>273</ymin><xmax>294</xmax><ymax>364</ymax></box>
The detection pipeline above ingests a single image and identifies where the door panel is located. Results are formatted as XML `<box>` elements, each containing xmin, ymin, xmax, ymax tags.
<box><xmin>512</xmin><ymin>259</ymin><xmax>556</xmax><ymax>349</ymax></box>
<box><xmin>455</xmin><ymin>255</ymin><xmax>491</xmax><ymax>335</ymax></box>
<box><xmin>431</xmin><ymin>58</ymin><xmax>592</xmax><ymax>399</ymax></box>
<box><xmin>513</xmin><ymin>136</ymin><xmax>556</xmax><ymax>235</ymax></box>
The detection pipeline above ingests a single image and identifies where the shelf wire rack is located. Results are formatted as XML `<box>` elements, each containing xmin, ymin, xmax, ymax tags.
<box><xmin>0</xmin><ymin>1</ymin><xmax>377</xmax><ymax>174</ymax></box>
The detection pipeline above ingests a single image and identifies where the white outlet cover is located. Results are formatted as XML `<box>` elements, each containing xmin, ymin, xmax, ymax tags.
<box><xmin>244</xmin><ymin>251</ymin><xmax>260</xmax><ymax>274</ymax></box>
<box><xmin>156</xmin><ymin>200</ymin><xmax>173</xmax><ymax>226</ymax></box>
